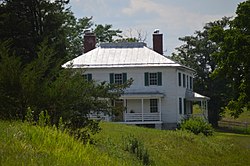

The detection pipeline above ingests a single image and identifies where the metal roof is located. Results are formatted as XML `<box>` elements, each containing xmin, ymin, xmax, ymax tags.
<box><xmin>186</xmin><ymin>92</ymin><xmax>210</xmax><ymax>101</ymax></box>
<box><xmin>62</xmin><ymin>42</ymin><xmax>192</xmax><ymax>71</ymax></box>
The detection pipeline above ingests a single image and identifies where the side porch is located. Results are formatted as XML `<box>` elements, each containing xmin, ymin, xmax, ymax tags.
<box><xmin>185</xmin><ymin>90</ymin><xmax>210</xmax><ymax>119</ymax></box>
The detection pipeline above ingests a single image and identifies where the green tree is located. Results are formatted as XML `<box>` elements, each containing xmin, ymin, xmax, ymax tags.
<box><xmin>0</xmin><ymin>41</ymin><xmax>22</xmax><ymax>119</ymax></box>
<box><xmin>0</xmin><ymin>0</ymin><xmax>70</xmax><ymax>64</ymax></box>
<box><xmin>94</xmin><ymin>24</ymin><xmax>122</xmax><ymax>43</ymax></box>
<box><xmin>0</xmin><ymin>0</ymin><xmax>129</xmax><ymax>139</ymax></box>
<box><xmin>209</xmin><ymin>0</ymin><xmax>250</xmax><ymax>118</ymax></box>
<box><xmin>171</xmin><ymin>17</ymin><xmax>231</xmax><ymax>126</ymax></box>
<box><xmin>0</xmin><ymin>40</ymin><xmax>131</xmax><ymax>124</ymax></box>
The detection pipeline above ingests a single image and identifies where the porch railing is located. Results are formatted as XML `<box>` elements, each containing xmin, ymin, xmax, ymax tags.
<box><xmin>124</xmin><ymin>112</ymin><xmax>160</xmax><ymax>122</ymax></box>
<box><xmin>87</xmin><ymin>113</ymin><xmax>111</xmax><ymax>121</ymax></box>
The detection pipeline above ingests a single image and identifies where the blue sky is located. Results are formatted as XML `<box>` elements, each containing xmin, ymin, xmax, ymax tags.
<box><xmin>69</xmin><ymin>0</ymin><xmax>245</xmax><ymax>55</ymax></box>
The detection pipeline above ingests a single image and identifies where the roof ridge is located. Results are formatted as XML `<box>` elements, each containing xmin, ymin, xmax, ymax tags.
<box><xmin>100</xmin><ymin>42</ymin><xmax>146</xmax><ymax>48</ymax></box>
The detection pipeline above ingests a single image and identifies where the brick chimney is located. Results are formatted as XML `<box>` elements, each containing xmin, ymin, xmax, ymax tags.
<box><xmin>84</xmin><ymin>31</ymin><xmax>96</xmax><ymax>53</ymax></box>
<box><xmin>153</xmin><ymin>29</ymin><xmax>163</xmax><ymax>55</ymax></box>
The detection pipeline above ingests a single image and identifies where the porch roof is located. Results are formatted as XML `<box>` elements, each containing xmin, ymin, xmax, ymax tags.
<box><xmin>120</xmin><ymin>92</ymin><xmax>164</xmax><ymax>99</ymax></box>
<box><xmin>187</xmin><ymin>92</ymin><xmax>210</xmax><ymax>101</ymax></box>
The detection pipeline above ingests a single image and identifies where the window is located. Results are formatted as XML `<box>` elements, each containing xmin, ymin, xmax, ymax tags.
<box><xmin>145</xmin><ymin>72</ymin><xmax>162</xmax><ymax>86</ymax></box>
<box><xmin>187</xmin><ymin>75</ymin><xmax>189</xmax><ymax>89</ymax></box>
<box><xmin>114</xmin><ymin>73</ymin><xmax>123</xmax><ymax>84</ymax></box>
<box><xmin>110</xmin><ymin>73</ymin><xmax>127</xmax><ymax>84</ymax></box>
<box><xmin>149</xmin><ymin>73</ymin><xmax>157</xmax><ymax>85</ymax></box>
<box><xmin>190</xmin><ymin>76</ymin><xmax>193</xmax><ymax>90</ymax></box>
<box><xmin>83</xmin><ymin>73</ymin><xmax>92</xmax><ymax>81</ymax></box>
<box><xmin>178</xmin><ymin>72</ymin><xmax>181</xmax><ymax>86</ymax></box>
<box><xmin>179</xmin><ymin>98</ymin><xmax>182</xmax><ymax>114</ymax></box>
<box><xmin>183</xmin><ymin>74</ymin><xmax>186</xmax><ymax>88</ymax></box>
<box><xmin>150</xmin><ymin>99</ymin><xmax>158</xmax><ymax>112</ymax></box>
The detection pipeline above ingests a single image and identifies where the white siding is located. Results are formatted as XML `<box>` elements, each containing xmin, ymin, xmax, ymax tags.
<box><xmin>82</xmin><ymin>66</ymin><xmax>193</xmax><ymax>123</ymax></box>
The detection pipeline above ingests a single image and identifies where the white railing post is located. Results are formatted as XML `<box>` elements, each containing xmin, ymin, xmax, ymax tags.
<box><xmin>141</xmin><ymin>98</ymin><xmax>144</xmax><ymax>122</ymax></box>
<box><xmin>123</xmin><ymin>99</ymin><xmax>126</xmax><ymax>122</ymax></box>
<box><xmin>159</xmin><ymin>97</ymin><xmax>162</xmax><ymax>121</ymax></box>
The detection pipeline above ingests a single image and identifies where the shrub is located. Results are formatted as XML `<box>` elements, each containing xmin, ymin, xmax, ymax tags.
<box><xmin>180</xmin><ymin>117</ymin><xmax>214</xmax><ymax>136</ymax></box>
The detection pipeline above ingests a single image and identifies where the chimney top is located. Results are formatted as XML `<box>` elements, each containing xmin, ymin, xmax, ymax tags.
<box><xmin>154</xmin><ymin>29</ymin><xmax>160</xmax><ymax>34</ymax></box>
<box><xmin>152</xmin><ymin>30</ymin><xmax>163</xmax><ymax>55</ymax></box>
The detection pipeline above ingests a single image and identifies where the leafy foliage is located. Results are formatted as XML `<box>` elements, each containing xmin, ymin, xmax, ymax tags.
<box><xmin>209</xmin><ymin>0</ymin><xmax>250</xmax><ymax>118</ymax></box>
<box><xmin>94</xmin><ymin>24</ymin><xmax>122</xmax><ymax>43</ymax></box>
<box><xmin>0</xmin><ymin>0</ymin><xmax>128</xmax><ymax>135</ymax></box>
<box><xmin>180</xmin><ymin>117</ymin><xmax>214</xmax><ymax>136</ymax></box>
<box><xmin>171</xmin><ymin>17</ymin><xmax>231</xmax><ymax>125</ymax></box>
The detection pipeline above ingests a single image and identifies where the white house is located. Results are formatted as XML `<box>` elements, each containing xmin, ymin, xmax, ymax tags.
<box><xmin>63</xmin><ymin>31</ymin><xmax>209</xmax><ymax>129</ymax></box>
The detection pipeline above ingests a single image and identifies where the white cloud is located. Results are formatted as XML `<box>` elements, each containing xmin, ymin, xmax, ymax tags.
<box><xmin>121</xmin><ymin>0</ymin><xmax>234</xmax><ymax>54</ymax></box>
<box><xmin>122</xmin><ymin>0</ymin><xmax>228</xmax><ymax>31</ymax></box>
<box><xmin>69</xmin><ymin>0</ymin><xmax>240</xmax><ymax>54</ymax></box>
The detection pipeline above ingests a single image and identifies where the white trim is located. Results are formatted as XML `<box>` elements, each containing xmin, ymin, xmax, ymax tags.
<box><xmin>120</xmin><ymin>93</ymin><xmax>164</xmax><ymax>99</ymax></box>
<box><xmin>118</xmin><ymin>121</ymin><xmax>163</xmax><ymax>125</ymax></box>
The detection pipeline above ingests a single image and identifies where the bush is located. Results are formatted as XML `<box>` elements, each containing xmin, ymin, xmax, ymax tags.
<box><xmin>180</xmin><ymin>117</ymin><xmax>214</xmax><ymax>136</ymax></box>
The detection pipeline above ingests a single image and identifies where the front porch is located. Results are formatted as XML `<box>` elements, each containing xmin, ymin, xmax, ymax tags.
<box><xmin>124</xmin><ymin>112</ymin><xmax>161</xmax><ymax>123</ymax></box>
<box><xmin>119</xmin><ymin>92</ymin><xmax>164</xmax><ymax>124</ymax></box>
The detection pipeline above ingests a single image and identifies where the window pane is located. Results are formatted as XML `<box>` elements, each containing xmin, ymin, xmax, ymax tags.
<box><xmin>178</xmin><ymin>73</ymin><xmax>181</xmax><ymax>86</ymax></box>
<box><xmin>150</xmin><ymin>99</ymin><xmax>158</xmax><ymax>113</ymax></box>
<box><xmin>114</xmin><ymin>73</ymin><xmax>123</xmax><ymax>84</ymax></box>
<box><xmin>183</xmin><ymin>74</ymin><xmax>186</xmax><ymax>88</ymax></box>
<box><xmin>190</xmin><ymin>76</ymin><xmax>193</xmax><ymax>89</ymax></box>
<box><xmin>149</xmin><ymin>73</ymin><xmax>158</xmax><ymax>85</ymax></box>
<box><xmin>83</xmin><ymin>74</ymin><xmax>88</xmax><ymax>80</ymax></box>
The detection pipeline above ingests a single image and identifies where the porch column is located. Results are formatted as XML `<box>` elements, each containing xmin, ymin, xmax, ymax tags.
<box><xmin>141</xmin><ymin>98</ymin><xmax>144</xmax><ymax>121</ymax></box>
<box><xmin>201</xmin><ymin>101</ymin><xmax>204</xmax><ymax>116</ymax></box>
<box><xmin>159</xmin><ymin>97</ymin><xmax>162</xmax><ymax>121</ymax></box>
<box><xmin>205</xmin><ymin>100</ymin><xmax>208</xmax><ymax>119</ymax></box>
<box><xmin>123</xmin><ymin>99</ymin><xmax>126</xmax><ymax>122</ymax></box>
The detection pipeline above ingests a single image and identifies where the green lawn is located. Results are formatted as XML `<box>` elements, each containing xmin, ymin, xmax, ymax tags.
<box><xmin>222</xmin><ymin>108</ymin><xmax>250</xmax><ymax>123</ymax></box>
<box><xmin>1</xmin><ymin>121</ymin><xmax>250</xmax><ymax>166</ymax></box>
<box><xmin>94</xmin><ymin>122</ymin><xmax>250</xmax><ymax>166</ymax></box>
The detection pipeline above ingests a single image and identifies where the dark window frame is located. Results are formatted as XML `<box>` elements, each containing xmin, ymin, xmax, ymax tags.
<box><xmin>150</xmin><ymin>99</ymin><xmax>158</xmax><ymax>113</ymax></box>
<box><xmin>110</xmin><ymin>73</ymin><xmax>127</xmax><ymax>85</ymax></box>
<box><xmin>178</xmin><ymin>72</ymin><xmax>181</xmax><ymax>87</ymax></box>
<box><xmin>145</xmin><ymin>72</ymin><xmax>162</xmax><ymax>86</ymax></box>
<box><xmin>179</xmin><ymin>97</ymin><xmax>182</xmax><ymax>114</ymax></box>
<box><xmin>83</xmin><ymin>73</ymin><xmax>92</xmax><ymax>81</ymax></box>
<box><xmin>183</xmin><ymin>74</ymin><xmax>186</xmax><ymax>88</ymax></box>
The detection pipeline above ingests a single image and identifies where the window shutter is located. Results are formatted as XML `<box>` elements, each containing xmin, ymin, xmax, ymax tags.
<box><xmin>183</xmin><ymin>74</ymin><xmax>186</xmax><ymax>88</ymax></box>
<box><xmin>122</xmin><ymin>73</ymin><xmax>127</xmax><ymax>83</ymax></box>
<box><xmin>179</xmin><ymin>98</ymin><xmax>182</xmax><ymax>114</ymax></box>
<box><xmin>87</xmin><ymin>74</ymin><xmax>92</xmax><ymax>81</ymax></box>
<box><xmin>110</xmin><ymin>73</ymin><xmax>114</xmax><ymax>84</ymax></box>
<box><xmin>184</xmin><ymin>99</ymin><xmax>187</xmax><ymax>115</ymax></box>
<box><xmin>157</xmin><ymin>72</ymin><xmax>162</xmax><ymax>86</ymax></box>
<box><xmin>190</xmin><ymin>76</ymin><xmax>193</xmax><ymax>89</ymax></box>
<box><xmin>144</xmin><ymin>72</ymin><xmax>149</xmax><ymax>86</ymax></box>
<box><xmin>178</xmin><ymin>73</ymin><xmax>181</xmax><ymax>86</ymax></box>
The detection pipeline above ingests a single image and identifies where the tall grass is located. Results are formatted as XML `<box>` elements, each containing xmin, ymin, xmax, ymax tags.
<box><xmin>0</xmin><ymin>121</ymin><xmax>136</xmax><ymax>166</ymax></box>
<box><xmin>1</xmin><ymin>121</ymin><xmax>250</xmax><ymax>165</ymax></box>
<box><xmin>93</xmin><ymin>122</ymin><xmax>250</xmax><ymax>166</ymax></box>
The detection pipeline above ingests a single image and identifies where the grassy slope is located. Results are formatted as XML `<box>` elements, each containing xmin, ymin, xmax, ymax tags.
<box><xmin>94</xmin><ymin>122</ymin><xmax>250</xmax><ymax>166</ymax></box>
<box><xmin>1</xmin><ymin>121</ymin><xmax>250</xmax><ymax>166</ymax></box>
<box><xmin>0</xmin><ymin>121</ymin><xmax>137</xmax><ymax>166</ymax></box>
